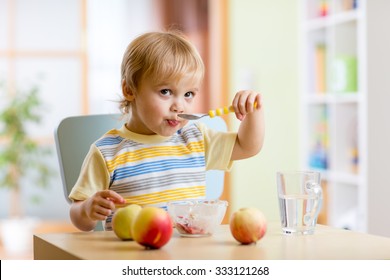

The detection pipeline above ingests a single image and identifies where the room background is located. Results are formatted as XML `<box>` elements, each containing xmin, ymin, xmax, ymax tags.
<box><xmin>0</xmin><ymin>0</ymin><xmax>299</xmax><ymax>224</ymax></box>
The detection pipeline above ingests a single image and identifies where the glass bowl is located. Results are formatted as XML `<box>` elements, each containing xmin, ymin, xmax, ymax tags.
<box><xmin>167</xmin><ymin>199</ymin><xmax>228</xmax><ymax>237</ymax></box>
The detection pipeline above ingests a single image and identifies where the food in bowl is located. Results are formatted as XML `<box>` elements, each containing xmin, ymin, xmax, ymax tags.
<box><xmin>167</xmin><ymin>199</ymin><xmax>228</xmax><ymax>237</ymax></box>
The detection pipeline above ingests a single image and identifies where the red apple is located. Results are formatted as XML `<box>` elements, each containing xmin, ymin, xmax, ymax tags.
<box><xmin>132</xmin><ymin>207</ymin><xmax>173</xmax><ymax>249</ymax></box>
<box><xmin>112</xmin><ymin>204</ymin><xmax>142</xmax><ymax>240</ymax></box>
<box><xmin>229</xmin><ymin>207</ymin><xmax>267</xmax><ymax>245</ymax></box>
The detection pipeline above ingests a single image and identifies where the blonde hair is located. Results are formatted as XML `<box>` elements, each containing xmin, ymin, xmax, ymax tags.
<box><xmin>120</xmin><ymin>31</ymin><xmax>205</xmax><ymax>113</ymax></box>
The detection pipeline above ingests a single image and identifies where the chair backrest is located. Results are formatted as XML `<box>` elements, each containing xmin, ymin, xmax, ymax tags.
<box><xmin>54</xmin><ymin>114</ymin><xmax>227</xmax><ymax>205</ymax></box>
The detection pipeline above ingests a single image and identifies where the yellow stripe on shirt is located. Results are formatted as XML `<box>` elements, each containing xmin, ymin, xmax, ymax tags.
<box><xmin>120</xmin><ymin>185</ymin><xmax>206</xmax><ymax>206</ymax></box>
<box><xmin>106</xmin><ymin>141</ymin><xmax>205</xmax><ymax>171</ymax></box>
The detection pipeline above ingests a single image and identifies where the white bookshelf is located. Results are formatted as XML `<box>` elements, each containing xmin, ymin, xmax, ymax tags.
<box><xmin>300</xmin><ymin>0</ymin><xmax>390</xmax><ymax>237</ymax></box>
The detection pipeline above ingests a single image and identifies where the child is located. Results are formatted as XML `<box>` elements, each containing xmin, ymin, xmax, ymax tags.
<box><xmin>69</xmin><ymin>31</ymin><xmax>265</xmax><ymax>231</ymax></box>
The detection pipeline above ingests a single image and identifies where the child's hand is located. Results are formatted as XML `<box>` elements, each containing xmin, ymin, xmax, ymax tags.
<box><xmin>232</xmin><ymin>90</ymin><xmax>262</xmax><ymax>121</ymax></box>
<box><xmin>84</xmin><ymin>190</ymin><xmax>125</xmax><ymax>221</ymax></box>
<box><xmin>230</xmin><ymin>90</ymin><xmax>265</xmax><ymax>161</ymax></box>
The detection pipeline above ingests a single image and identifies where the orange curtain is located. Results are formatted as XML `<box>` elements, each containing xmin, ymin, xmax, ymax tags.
<box><xmin>156</xmin><ymin>0</ymin><xmax>210</xmax><ymax>112</ymax></box>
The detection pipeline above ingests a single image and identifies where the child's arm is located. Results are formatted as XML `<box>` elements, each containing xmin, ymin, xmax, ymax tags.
<box><xmin>230</xmin><ymin>90</ymin><xmax>265</xmax><ymax>161</ymax></box>
<box><xmin>70</xmin><ymin>190</ymin><xmax>125</xmax><ymax>231</ymax></box>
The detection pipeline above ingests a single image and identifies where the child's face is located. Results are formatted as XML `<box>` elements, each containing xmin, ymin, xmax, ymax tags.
<box><xmin>126</xmin><ymin>74</ymin><xmax>200</xmax><ymax>136</ymax></box>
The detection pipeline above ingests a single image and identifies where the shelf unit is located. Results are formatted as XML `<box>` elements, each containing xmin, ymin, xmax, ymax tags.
<box><xmin>300</xmin><ymin>0</ymin><xmax>390</xmax><ymax>236</ymax></box>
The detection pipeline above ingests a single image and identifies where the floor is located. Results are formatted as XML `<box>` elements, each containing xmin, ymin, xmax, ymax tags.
<box><xmin>0</xmin><ymin>220</ymin><xmax>79</xmax><ymax>260</ymax></box>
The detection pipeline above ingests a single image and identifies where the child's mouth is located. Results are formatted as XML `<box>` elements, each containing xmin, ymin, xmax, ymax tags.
<box><xmin>167</xmin><ymin>119</ymin><xmax>180</xmax><ymax>127</ymax></box>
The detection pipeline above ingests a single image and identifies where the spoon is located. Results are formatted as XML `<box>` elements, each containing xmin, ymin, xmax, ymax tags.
<box><xmin>178</xmin><ymin>102</ymin><xmax>257</xmax><ymax>120</ymax></box>
<box><xmin>178</xmin><ymin>106</ymin><xmax>234</xmax><ymax>120</ymax></box>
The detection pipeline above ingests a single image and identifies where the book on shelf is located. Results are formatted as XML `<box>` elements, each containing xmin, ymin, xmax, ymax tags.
<box><xmin>314</xmin><ymin>44</ymin><xmax>327</xmax><ymax>94</ymax></box>
<box><xmin>350</xmin><ymin>146</ymin><xmax>359</xmax><ymax>174</ymax></box>
<box><xmin>318</xmin><ymin>0</ymin><xmax>328</xmax><ymax>17</ymax></box>
<box><xmin>316</xmin><ymin>0</ymin><xmax>358</xmax><ymax>17</ymax></box>
<box><xmin>309</xmin><ymin>141</ymin><xmax>328</xmax><ymax>170</ymax></box>
<box><xmin>339</xmin><ymin>0</ymin><xmax>358</xmax><ymax>11</ymax></box>
<box><xmin>309</xmin><ymin>105</ymin><xmax>328</xmax><ymax>170</ymax></box>
<box><xmin>329</xmin><ymin>55</ymin><xmax>358</xmax><ymax>93</ymax></box>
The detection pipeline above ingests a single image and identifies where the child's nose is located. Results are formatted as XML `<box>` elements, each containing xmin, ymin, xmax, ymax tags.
<box><xmin>171</xmin><ymin>100</ymin><xmax>184</xmax><ymax>113</ymax></box>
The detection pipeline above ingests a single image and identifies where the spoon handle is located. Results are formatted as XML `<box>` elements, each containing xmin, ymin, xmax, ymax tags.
<box><xmin>209</xmin><ymin>102</ymin><xmax>258</xmax><ymax>118</ymax></box>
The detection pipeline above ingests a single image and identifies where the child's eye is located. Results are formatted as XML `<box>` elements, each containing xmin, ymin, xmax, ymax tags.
<box><xmin>184</xmin><ymin>91</ymin><xmax>195</xmax><ymax>99</ymax></box>
<box><xmin>160</xmin><ymin>89</ymin><xmax>172</xmax><ymax>96</ymax></box>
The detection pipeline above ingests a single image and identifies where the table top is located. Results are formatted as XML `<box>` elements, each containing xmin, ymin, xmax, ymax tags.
<box><xmin>33</xmin><ymin>222</ymin><xmax>390</xmax><ymax>260</ymax></box>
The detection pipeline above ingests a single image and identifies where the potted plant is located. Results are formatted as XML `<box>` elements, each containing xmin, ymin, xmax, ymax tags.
<box><xmin>0</xmin><ymin>84</ymin><xmax>54</xmax><ymax>254</ymax></box>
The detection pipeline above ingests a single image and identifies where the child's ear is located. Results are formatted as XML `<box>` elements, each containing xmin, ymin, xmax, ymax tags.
<box><xmin>122</xmin><ymin>79</ymin><xmax>135</xmax><ymax>101</ymax></box>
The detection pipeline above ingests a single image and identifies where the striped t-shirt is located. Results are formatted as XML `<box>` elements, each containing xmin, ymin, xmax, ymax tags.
<box><xmin>69</xmin><ymin>122</ymin><xmax>237</xmax><ymax>230</ymax></box>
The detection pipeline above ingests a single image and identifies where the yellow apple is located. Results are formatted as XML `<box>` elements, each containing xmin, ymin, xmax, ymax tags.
<box><xmin>229</xmin><ymin>207</ymin><xmax>267</xmax><ymax>245</ymax></box>
<box><xmin>132</xmin><ymin>207</ymin><xmax>173</xmax><ymax>249</ymax></box>
<box><xmin>112</xmin><ymin>204</ymin><xmax>142</xmax><ymax>240</ymax></box>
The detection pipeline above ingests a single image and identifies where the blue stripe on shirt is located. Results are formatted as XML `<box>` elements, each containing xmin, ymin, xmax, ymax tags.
<box><xmin>96</xmin><ymin>136</ymin><xmax>124</xmax><ymax>147</ymax></box>
<box><xmin>112</xmin><ymin>156</ymin><xmax>205</xmax><ymax>180</ymax></box>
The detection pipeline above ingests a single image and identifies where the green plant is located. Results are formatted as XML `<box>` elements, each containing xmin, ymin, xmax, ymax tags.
<box><xmin>0</xmin><ymin>85</ymin><xmax>54</xmax><ymax>217</ymax></box>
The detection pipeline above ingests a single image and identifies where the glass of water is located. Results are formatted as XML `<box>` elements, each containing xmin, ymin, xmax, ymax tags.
<box><xmin>277</xmin><ymin>171</ymin><xmax>322</xmax><ymax>235</ymax></box>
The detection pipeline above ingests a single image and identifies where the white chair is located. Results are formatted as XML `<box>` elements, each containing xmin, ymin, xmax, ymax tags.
<box><xmin>54</xmin><ymin>114</ymin><xmax>227</xmax><ymax>229</ymax></box>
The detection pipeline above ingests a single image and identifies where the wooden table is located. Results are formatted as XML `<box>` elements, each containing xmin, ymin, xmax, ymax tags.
<box><xmin>33</xmin><ymin>222</ymin><xmax>390</xmax><ymax>260</ymax></box>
